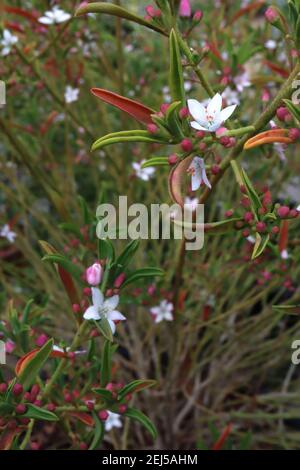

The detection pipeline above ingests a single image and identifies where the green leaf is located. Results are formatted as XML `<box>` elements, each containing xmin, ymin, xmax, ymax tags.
<box><xmin>91</xmin><ymin>134</ymin><xmax>168</xmax><ymax>152</ymax></box>
<box><xmin>118</xmin><ymin>380</ymin><xmax>156</xmax><ymax>401</ymax></box>
<box><xmin>231</xmin><ymin>161</ymin><xmax>261</xmax><ymax>216</ymax></box>
<box><xmin>18</xmin><ymin>338</ymin><xmax>54</xmax><ymax>390</ymax></box>
<box><xmin>173</xmin><ymin>217</ymin><xmax>244</xmax><ymax>235</ymax></box>
<box><xmin>124</xmin><ymin>407</ymin><xmax>157</xmax><ymax>440</ymax></box>
<box><xmin>283</xmin><ymin>99</ymin><xmax>300</xmax><ymax>125</ymax></box>
<box><xmin>169</xmin><ymin>29</ymin><xmax>185</xmax><ymax>105</ymax></box>
<box><xmin>141</xmin><ymin>157</ymin><xmax>169</xmax><ymax>168</ymax></box>
<box><xmin>75</xmin><ymin>2</ymin><xmax>167</xmax><ymax>36</ymax></box>
<box><xmin>42</xmin><ymin>254</ymin><xmax>82</xmax><ymax>281</ymax></box>
<box><xmin>251</xmin><ymin>233</ymin><xmax>270</xmax><ymax>260</ymax></box>
<box><xmin>100</xmin><ymin>340</ymin><xmax>116</xmax><ymax>387</ymax></box>
<box><xmin>98</xmin><ymin>238</ymin><xmax>115</xmax><ymax>264</ymax></box>
<box><xmin>92</xmin><ymin>388</ymin><xmax>114</xmax><ymax>402</ymax></box>
<box><xmin>0</xmin><ymin>402</ymin><xmax>14</xmax><ymax>416</ymax></box>
<box><xmin>23</xmin><ymin>404</ymin><xmax>58</xmax><ymax>421</ymax></box>
<box><xmin>89</xmin><ymin>413</ymin><xmax>104</xmax><ymax>450</ymax></box>
<box><xmin>121</xmin><ymin>267</ymin><xmax>164</xmax><ymax>289</ymax></box>
<box><xmin>115</xmin><ymin>240</ymin><xmax>140</xmax><ymax>271</ymax></box>
<box><xmin>93</xmin><ymin>319</ymin><xmax>113</xmax><ymax>342</ymax></box>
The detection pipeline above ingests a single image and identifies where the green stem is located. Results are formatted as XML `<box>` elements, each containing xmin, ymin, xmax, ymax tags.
<box><xmin>43</xmin><ymin>321</ymin><xmax>89</xmax><ymax>397</ymax></box>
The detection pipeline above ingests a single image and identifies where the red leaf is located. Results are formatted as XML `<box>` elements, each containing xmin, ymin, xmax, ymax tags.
<box><xmin>4</xmin><ymin>6</ymin><xmax>39</xmax><ymax>23</ymax></box>
<box><xmin>212</xmin><ymin>423</ymin><xmax>233</xmax><ymax>450</ymax></box>
<box><xmin>68</xmin><ymin>412</ymin><xmax>94</xmax><ymax>426</ymax></box>
<box><xmin>15</xmin><ymin>348</ymin><xmax>68</xmax><ymax>376</ymax></box>
<box><xmin>0</xmin><ymin>429</ymin><xmax>20</xmax><ymax>450</ymax></box>
<box><xmin>91</xmin><ymin>88</ymin><xmax>155</xmax><ymax>125</ymax></box>
<box><xmin>229</xmin><ymin>1</ymin><xmax>264</xmax><ymax>25</ymax></box>
<box><xmin>279</xmin><ymin>220</ymin><xmax>289</xmax><ymax>254</ymax></box>
<box><xmin>263</xmin><ymin>60</ymin><xmax>289</xmax><ymax>78</ymax></box>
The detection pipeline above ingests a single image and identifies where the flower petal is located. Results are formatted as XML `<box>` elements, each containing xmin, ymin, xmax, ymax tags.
<box><xmin>207</xmin><ymin>93</ymin><xmax>222</xmax><ymax>117</ymax></box>
<box><xmin>190</xmin><ymin>121</ymin><xmax>208</xmax><ymax>131</ymax></box>
<box><xmin>187</xmin><ymin>99</ymin><xmax>207</xmax><ymax>124</ymax></box>
<box><xmin>83</xmin><ymin>306</ymin><xmax>100</xmax><ymax>321</ymax></box>
<box><xmin>218</xmin><ymin>104</ymin><xmax>237</xmax><ymax>123</ymax></box>
<box><xmin>109</xmin><ymin>310</ymin><xmax>126</xmax><ymax>321</ymax></box>
<box><xmin>104</xmin><ymin>295</ymin><xmax>119</xmax><ymax>310</ymax></box>
<box><xmin>92</xmin><ymin>288</ymin><xmax>104</xmax><ymax>309</ymax></box>
<box><xmin>107</xmin><ymin>319</ymin><xmax>116</xmax><ymax>335</ymax></box>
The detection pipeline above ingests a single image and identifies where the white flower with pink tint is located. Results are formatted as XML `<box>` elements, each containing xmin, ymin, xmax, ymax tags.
<box><xmin>39</xmin><ymin>6</ymin><xmax>71</xmax><ymax>25</ymax></box>
<box><xmin>0</xmin><ymin>30</ymin><xmax>18</xmax><ymax>56</ymax></box>
<box><xmin>188</xmin><ymin>157</ymin><xmax>211</xmax><ymax>191</ymax></box>
<box><xmin>188</xmin><ymin>93</ymin><xmax>237</xmax><ymax>132</ymax></box>
<box><xmin>132</xmin><ymin>160</ymin><xmax>155</xmax><ymax>181</ymax></box>
<box><xmin>150</xmin><ymin>300</ymin><xmax>174</xmax><ymax>323</ymax></box>
<box><xmin>105</xmin><ymin>411</ymin><xmax>122</xmax><ymax>431</ymax></box>
<box><xmin>0</xmin><ymin>224</ymin><xmax>16</xmax><ymax>243</ymax></box>
<box><xmin>83</xmin><ymin>288</ymin><xmax>126</xmax><ymax>334</ymax></box>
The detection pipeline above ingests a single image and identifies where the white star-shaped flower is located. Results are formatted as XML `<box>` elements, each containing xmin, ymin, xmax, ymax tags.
<box><xmin>188</xmin><ymin>93</ymin><xmax>237</xmax><ymax>132</ymax></box>
<box><xmin>0</xmin><ymin>224</ymin><xmax>17</xmax><ymax>243</ymax></box>
<box><xmin>0</xmin><ymin>30</ymin><xmax>18</xmax><ymax>56</ymax></box>
<box><xmin>64</xmin><ymin>86</ymin><xmax>79</xmax><ymax>104</ymax></box>
<box><xmin>38</xmin><ymin>6</ymin><xmax>71</xmax><ymax>25</ymax></box>
<box><xmin>83</xmin><ymin>288</ymin><xmax>126</xmax><ymax>335</ymax></box>
<box><xmin>105</xmin><ymin>411</ymin><xmax>122</xmax><ymax>431</ymax></box>
<box><xmin>132</xmin><ymin>160</ymin><xmax>155</xmax><ymax>181</ymax></box>
<box><xmin>188</xmin><ymin>157</ymin><xmax>211</xmax><ymax>191</ymax></box>
<box><xmin>150</xmin><ymin>300</ymin><xmax>174</xmax><ymax>323</ymax></box>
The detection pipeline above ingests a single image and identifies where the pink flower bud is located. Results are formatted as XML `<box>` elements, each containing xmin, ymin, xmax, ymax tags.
<box><xmin>0</xmin><ymin>383</ymin><xmax>7</xmax><ymax>393</ymax></box>
<box><xmin>225</xmin><ymin>210</ymin><xmax>233</xmax><ymax>218</ymax></box>
<box><xmin>98</xmin><ymin>410</ymin><xmax>109</xmax><ymax>421</ymax></box>
<box><xmin>5</xmin><ymin>340</ymin><xmax>15</xmax><ymax>354</ymax></box>
<box><xmin>265</xmin><ymin>6</ymin><xmax>279</xmax><ymax>23</ymax></box>
<box><xmin>288</xmin><ymin>128</ymin><xmax>300</xmax><ymax>141</ymax></box>
<box><xmin>160</xmin><ymin>103</ymin><xmax>169</xmax><ymax>114</ymax></box>
<box><xmin>271</xmin><ymin>226</ymin><xmax>280</xmax><ymax>234</ymax></box>
<box><xmin>145</xmin><ymin>5</ymin><xmax>155</xmax><ymax>18</ymax></box>
<box><xmin>179</xmin><ymin>0</ymin><xmax>191</xmax><ymax>17</ymax></box>
<box><xmin>12</xmin><ymin>383</ymin><xmax>23</xmax><ymax>397</ymax></box>
<box><xmin>86</xmin><ymin>263</ymin><xmax>102</xmax><ymax>286</ymax></box>
<box><xmin>47</xmin><ymin>403</ymin><xmax>56</xmax><ymax>412</ymax></box>
<box><xmin>193</xmin><ymin>10</ymin><xmax>203</xmax><ymax>22</ymax></box>
<box><xmin>118</xmin><ymin>404</ymin><xmax>127</xmax><ymax>414</ymax></box>
<box><xmin>79</xmin><ymin>442</ymin><xmax>88</xmax><ymax>450</ymax></box>
<box><xmin>196</xmin><ymin>130</ymin><xmax>205</xmax><ymax>139</ymax></box>
<box><xmin>277</xmin><ymin>205</ymin><xmax>290</xmax><ymax>218</ymax></box>
<box><xmin>147</xmin><ymin>123</ymin><xmax>158</xmax><ymax>134</ymax></box>
<box><xmin>199</xmin><ymin>142</ymin><xmax>207</xmax><ymax>151</ymax></box>
<box><xmin>35</xmin><ymin>334</ymin><xmax>48</xmax><ymax>347</ymax></box>
<box><xmin>211</xmin><ymin>164</ymin><xmax>220</xmax><ymax>175</ymax></box>
<box><xmin>289</xmin><ymin>209</ymin><xmax>299</xmax><ymax>218</ymax></box>
<box><xmin>276</xmin><ymin>106</ymin><xmax>291</xmax><ymax>122</ymax></box>
<box><xmin>244</xmin><ymin>211</ymin><xmax>254</xmax><ymax>223</ymax></box>
<box><xmin>216</xmin><ymin>127</ymin><xmax>228</xmax><ymax>137</ymax></box>
<box><xmin>114</xmin><ymin>272</ymin><xmax>126</xmax><ymax>288</ymax></box>
<box><xmin>179</xmin><ymin>107</ymin><xmax>189</xmax><ymax>119</ymax></box>
<box><xmin>256</xmin><ymin>221</ymin><xmax>266</xmax><ymax>233</ymax></box>
<box><xmin>15</xmin><ymin>404</ymin><xmax>27</xmax><ymax>414</ymax></box>
<box><xmin>168</xmin><ymin>154</ymin><xmax>178</xmax><ymax>165</ymax></box>
<box><xmin>181</xmin><ymin>138</ymin><xmax>193</xmax><ymax>152</ymax></box>
<box><xmin>83</xmin><ymin>287</ymin><xmax>91</xmax><ymax>296</ymax></box>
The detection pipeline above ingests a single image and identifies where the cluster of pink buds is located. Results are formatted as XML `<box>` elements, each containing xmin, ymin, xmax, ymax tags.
<box><xmin>145</xmin><ymin>5</ymin><xmax>161</xmax><ymax>21</ymax></box>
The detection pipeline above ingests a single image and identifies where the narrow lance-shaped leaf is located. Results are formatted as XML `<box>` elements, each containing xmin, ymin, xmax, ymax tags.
<box><xmin>23</xmin><ymin>404</ymin><xmax>59</xmax><ymax>421</ymax></box>
<box><xmin>17</xmin><ymin>338</ymin><xmax>54</xmax><ymax>390</ymax></box>
<box><xmin>118</xmin><ymin>380</ymin><xmax>156</xmax><ymax>401</ymax></box>
<box><xmin>252</xmin><ymin>233</ymin><xmax>270</xmax><ymax>260</ymax></box>
<box><xmin>75</xmin><ymin>2</ymin><xmax>167</xmax><ymax>36</ymax></box>
<box><xmin>124</xmin><ymin>407</ymin><xmax>157</xmax><ymax>440</ymax></box>
<box><xmin>169</xmin><ymin>29</ymin><xmax>185</xmax><ymax>105</ymax></box>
